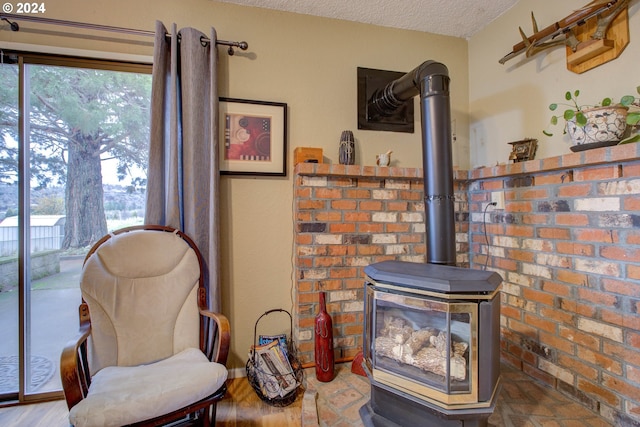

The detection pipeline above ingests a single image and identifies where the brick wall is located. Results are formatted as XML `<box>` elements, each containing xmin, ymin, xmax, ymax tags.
<box><xmin>293</xmin><ymin>164</ymin><xmax>470</xmax><ymax>364</ymax></box>
<box><xmin>468</xmin><ymin>144</ymin><xmax>640</xmax><ymax>426</ymax></box>
<box><xmin>293</xmin><ymin>143</ymin><xmax>640</xmax><ymax>425</ymax></box>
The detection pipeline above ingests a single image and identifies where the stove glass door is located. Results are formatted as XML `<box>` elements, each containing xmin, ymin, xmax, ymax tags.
<box><xmin>369</xmin><ymin>288</ymin><xmax>477</xmax><ymax>396</ymax></box>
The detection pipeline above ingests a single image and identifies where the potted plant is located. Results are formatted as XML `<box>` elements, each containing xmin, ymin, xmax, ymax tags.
<box><xmin>544</xmin><ymin>88</ymin><xmax>639</xmax><ymax>151</ymax></box>
<box><xmin>620</xmin><ymin>86</ymin><xmax>640</xmax><ymax>144</ymax></box>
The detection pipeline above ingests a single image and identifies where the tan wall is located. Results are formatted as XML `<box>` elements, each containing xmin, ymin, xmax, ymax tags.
<box><xmin>468</xmin><ymin>0</ymin><xmax>640</xmax><ymax>168</ymax></box>
<box><xmin>0</xmin><ymin>0</ymin><xmax>469</xmax><ymax>370</ymax></box>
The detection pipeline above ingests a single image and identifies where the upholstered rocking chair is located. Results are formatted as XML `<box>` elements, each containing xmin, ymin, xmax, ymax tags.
<box><xmin>60</xmin><ymin>225</ymin><xmax>230</xmax><ymax>427</ymax></box>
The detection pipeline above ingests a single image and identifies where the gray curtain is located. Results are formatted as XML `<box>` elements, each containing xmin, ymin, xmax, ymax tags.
<box><xmin>146</xmin><ymin>21</ymin><xmax>221</xmax><ymax>310</ymax></box>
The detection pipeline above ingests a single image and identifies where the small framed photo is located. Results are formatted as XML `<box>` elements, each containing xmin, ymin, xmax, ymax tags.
<box><xmin>219</xmin><ymin>98</ymin><xmax>287</xmax><ymax>176</ymax></box>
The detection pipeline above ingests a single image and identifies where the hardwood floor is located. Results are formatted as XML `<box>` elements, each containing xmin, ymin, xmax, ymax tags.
<box><xmin>0</xmin><ymin>377</ymin><xmax>302</xmax><ymax>427</ymax></box>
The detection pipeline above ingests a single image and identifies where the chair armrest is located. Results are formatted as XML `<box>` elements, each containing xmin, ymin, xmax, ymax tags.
<box><xmin>199</xmin><ymin>309</ymin><xmax>230</xmax><ymax>366</ymax></box>
<box><xmin>60</xmin><ymin>303</ymin><xmax>92</xmax><ymax>410</ymax></box>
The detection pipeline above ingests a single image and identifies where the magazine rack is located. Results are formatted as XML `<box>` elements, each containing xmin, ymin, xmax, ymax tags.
<box><xmin>246</xmin><ymin>309</ymin><xmax>303</xmax><ymax>406</ymax></box>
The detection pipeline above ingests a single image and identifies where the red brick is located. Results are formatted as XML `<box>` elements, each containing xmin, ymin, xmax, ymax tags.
<box><xmin>523</xmin><ymin>313</ymin><xmax>556</xmax><ymax>333</ymax></box>
<box><xmin>536</xmin><ymin>172</ymin><xmax>569</xmax><ymax>185</ymax></box>
<box><xmin>556</xmin><ymin>241</ymin><xmax>594</xmax><ymax>256</ymax></box>
<box><xmin>600</xmin><ymin>245</ymin><xmax>640</xmax><ymax>262</ymax></box>
<box><xmin>541</xmin><ymin>280</ymin><xmax>572</xmax><ymax>297</ymax></box>
<box><xmin>577</xmin><ymin>288</ymin><xmax>618</xmax><ymax>307</ymax></box>
<box><xmin>556</xmin><ymin>270</ymin><xmax>588</xmax><ymax>286</ymax></box>
<box><xmin>574</xmin><ymin>165</ymin><xmax>620</xmax><ymax>181</ymax></box>
<box><xmin>520</xmin><ymin>188</ymin><xmax>549</xmax><ymax>199</ymax></box>
<box><xmin>331</xmin><ymin>199</ymin><xmax>357</xmax><ymax>210</ymax></box>
<box><xmin>297</xmin><ymin>211</ymin><xmax>312</xmax><ymax>221</ymax></box>
<box><xmin>624</xmin><ymin>197</ymin><xmax>640</xmax><ymax>211</ymax></box>
<box><xmin>538</xmin><ymin>227</ymin><xmax>571</xmax><ymax>240</ymax></box>
<box><xmin>357</xmin><ymin>246</ymin><xmax>384</xmax><ymax>256</ymax></box>
<box><xmin>344</xmin><ymin>212</ymin><xmax>371</xmax><ymax>222</ymax></box>
<box><xmin>315</xmin><ymin>211</ymin><xmax>342</xmax><ymax>221</ymax></box>
<box><xmin>506</xmin><ymin>201</ymin><xmax>533</xmax><ymax>213</ymax></box>
<box><xmin>539</xmin><ymin>306</ymin><xmax>574</xmax><ymax>325</ymax></box>
<box><xmin>522</xmin><ymin>288</ymin><xmax>555</xmax><ymax>307</ymax></box>
<box><xmin>574</xmin><ymin>229</ymin><xmax>619</xmax><ymax>243</ymax></box>
<box><xmin>506</xmin><ymin>249</ymin><xmax>535</xmax><ymax>262</ymax></box>
<box><xmin>358</xmin><ymin>178</ymin><xmax>382</xmax><ymax>188</ymax></box>
<box><xmin>602</xmin><ymin>374</ymin><xmax>640</xmax><ymax>404</ymax></box>
<box><xmin>343</xmin><ymin>324</ymin><xmax>363</xmax><ymax>336</ymax></box>
<box><xmin>399</xmin><ymin>190</ymin><xmax>422</xmax><ymax>200</ymax></box>
<box><xmin>357</xmin><ymin>223</ymin><xmax>384</xmax><ymax>233</ymax></box>
<box><xmin>576</xmin><ymin>346</ymin><xmax>623</xmax><ymax>376</ymax></box>
<box><xmin>329</xmin><ymin>267</ymin><xmax>358</xmax><ymax>279</ymax></box>
<box><xmin>574</xmin><ymin>302</ymin><xmax>597</xmax><ymax>318</ymax></box>
<box><xmin>504</xmin><ymin>225</ymin><xmax>535</xmax><ymax>237</ymax></box>
<box><xmin>493</xmin><ymin>257</ymin><xmax>517</xmax><ymax>271</ymax></box>
<box><xmin>296</xmin><ymin>234</ymin><xmax>313</xmax><ymax>245</ymax></box>
<box><xmin>602</xmin><ymin>278</ymin><xmax>640</xmax><ymax>297</ymax></box>
<box><xmin>386</xmin><ymin>223</ymin><xmax>410</xmax><ymax>233</ymax></box>
<box><xmin>329</xmin><ymin>223</ymin><xmax>356</xmax><ymax>233</ymax></box>
<box><xmin>627</xmin><ymin>231</ymin><xmax>640</xmax><ymax>245</ymax></box>
<box><xmin>603</xmin><ymin>342</ymin><xmax>639</xmax><ymax>364</ymax></box>
<box><xmin>333</xmin><ymin>312</ymin><xmax>357</xmax><ymax>324</ymax></box>
<box><xmin>621</xmin><ymin>161</ymin><xmax>640</xmax><ymax>176</ymax></box>
<box><xmin>482</xmin><ymin>180</ymin><xmax>504</xmax><ymax>190</ymax></box>
<box><xmin>399</xmin><ymin>234</ymin><xmax>422</xmax><ymax>243</ymax></box>
<box><xmin>557</xmin><ymin>353</ymin><xmax>598</xmax><ymax>381</ymax></box>
<box><xmin>501</xmin><ymin>304</ymin><xmax>522</xmax><ymax>320</ymax></box>
<box><xmin>522</xmin><ymin>213</ymin><xmax>548</xmax><ymax>224</ymax></box>
<box><xmin>559</xmin><ymin>326</ymin><xmax>600</xmax><ymax>351</ymax></box>
<box><xmin>557</xmin><ymin>183</ymin><xmax>592</xmax><ymax>197</ymax></box>
<box><xmin>359</xmin><ymin>200</ymin><xmax>383</xmax><ymax>211</ymax></box>
<box><xmin>315</xmin><ymin>257</ymin><xmax>344</xmax><ymax>267</ymax></box>
<box><xmin>539</xmin><ymin>331</ymin><xmax>575</xmax><ymax>354</ymax></box>
<box><xmin>344</xmin><ymin>189</ymin><xmax>371</xmax><ymax>199</ymax></box>
<box><xmin>540</xmin><ymin>156</ymin><xmax>562</xmax><ymax>172</ymax></box>
<box><xmin>628</xmin><ymin>265</ymin><xmax>640</xmax><ymax>280</ymax></box>
<box><xmin>577</xmin><ymin>378</ymin><xmax>620</xmax><ymax>406</ymax></box>
<box><xmin>296</xmin><ymin>187</ymin><xmax>312</xmax><ymax>198</ymax></box>
<box><xmin>555</xmin><ymin>213</ymin><xmax>589</xmax><ymax>226</ymax></box>
<box><xmin>315</xmin><ymin>188</ymin><xmax>342</xmax><ymax>198</ymax></box>
<box><xmin>298</xmin><ymin>199</ymin><xmax>326</xmax><ymax>210</ymax></box>
<box><xmin>601</xmin><ymin>309</ymin><xmax>640</xmax><ymax>330</ymax></box>
<box><xmin>387</xmin><ymin>201</ymin><xmax>408</xmax><ymax>211</ymax></box>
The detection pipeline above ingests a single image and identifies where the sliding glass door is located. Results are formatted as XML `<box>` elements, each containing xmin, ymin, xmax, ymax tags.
<box><xmin>0</xmin><ymin>52</ymin><xmax>151</xmax><ymax>402</ymax></box>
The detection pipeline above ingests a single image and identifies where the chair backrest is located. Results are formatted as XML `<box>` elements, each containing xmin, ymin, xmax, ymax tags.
<box><xmin>80</xmin><ymin>226</ymin><xmax>204</xmax><ymax>373</ymax></box>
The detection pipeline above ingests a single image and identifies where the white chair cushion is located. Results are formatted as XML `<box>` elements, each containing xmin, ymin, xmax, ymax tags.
<box><xmin>68</xmin><ymin>348</ymin><xmax>228</xmax><ymax>427</ymax></box>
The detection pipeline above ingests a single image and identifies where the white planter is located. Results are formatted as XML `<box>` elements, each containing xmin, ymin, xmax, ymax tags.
<box><xmin>566</xmin><ymin>106</ymin><xmax>628</xmax><ymax>149</ymax></box>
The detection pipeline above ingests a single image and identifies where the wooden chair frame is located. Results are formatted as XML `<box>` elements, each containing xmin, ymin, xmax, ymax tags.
<box><xmin>60</xmin><ymin>225</ymin><xmax>231</xmax><ymax>427</ymax></box>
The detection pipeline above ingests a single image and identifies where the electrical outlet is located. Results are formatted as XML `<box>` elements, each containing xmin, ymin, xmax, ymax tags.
<box><xmin>491</xmin><ymin>191</ymin><xmax>505</xmax><ymax>210</ymax></box>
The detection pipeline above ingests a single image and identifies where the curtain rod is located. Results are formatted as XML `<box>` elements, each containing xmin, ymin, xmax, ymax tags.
<box><xmin>0</xmin><ymin>13</ymin><xmax>248</xmax><ymax>55</ymax></box>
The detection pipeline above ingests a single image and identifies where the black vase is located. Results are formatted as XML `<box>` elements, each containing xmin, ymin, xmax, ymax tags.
<box><xmin>339</xmin><ymin>130</ymin><xmax>355</xmax><ymax>165</ymax></box>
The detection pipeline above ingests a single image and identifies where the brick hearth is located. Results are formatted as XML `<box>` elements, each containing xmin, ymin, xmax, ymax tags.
<box><xmin>293</xmin><ymin>142</ymin><xmax>640</xmax><ymax>425</ymax></box>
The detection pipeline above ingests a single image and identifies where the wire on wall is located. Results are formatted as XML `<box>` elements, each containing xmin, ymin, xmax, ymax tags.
<box><xmin>483</xmin><ymin>202</ymin><xmax>497</xmax><ymax>271</ymax></box>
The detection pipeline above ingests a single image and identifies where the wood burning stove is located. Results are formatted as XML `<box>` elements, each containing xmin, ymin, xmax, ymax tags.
<box><xmin>360</xmin><ymin>261</ymin><xmax>501</xmax><ymax>426</ymax></box>
<box><xmin>358</xmin><ymin>61</ymin><xmax>503</xmax><ymax>426</ymax></box>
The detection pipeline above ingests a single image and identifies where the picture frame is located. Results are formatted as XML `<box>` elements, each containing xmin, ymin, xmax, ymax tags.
<box><xmin>219</xmin><ymin>98</ymin><xmax>287</xmax><ymax>176</ymax></box>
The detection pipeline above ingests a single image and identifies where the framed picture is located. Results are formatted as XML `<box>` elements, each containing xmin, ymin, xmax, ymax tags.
<box><xmin>219</xmin><ymin>98</ymin><xmax>287</xmax><ymax>176</ymax></box>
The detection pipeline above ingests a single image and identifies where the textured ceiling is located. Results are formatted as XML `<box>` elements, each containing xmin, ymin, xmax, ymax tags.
<box><xmin>215</xmin><ymin>0</ymin><xmax>519</xmax><ymax>39</ymax></box>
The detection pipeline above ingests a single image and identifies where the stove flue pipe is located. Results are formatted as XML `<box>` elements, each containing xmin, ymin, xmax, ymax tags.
<box><xmin>368</xmin><ymin>61</ymin><xmax>455</xmax><ymax>266</ymax></box>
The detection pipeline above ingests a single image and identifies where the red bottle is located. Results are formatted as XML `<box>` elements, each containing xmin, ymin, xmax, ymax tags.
<box><xmin>314</xmin><ymin>291</ymin><xmax>335</xmax><ymax>382</ymax></box>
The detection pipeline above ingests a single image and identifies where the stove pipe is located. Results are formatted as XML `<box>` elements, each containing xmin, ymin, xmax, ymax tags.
<box><xmin>368</xmin><ymin>61</ymin><xmax>455</xmax><ymax>266</ymax></box>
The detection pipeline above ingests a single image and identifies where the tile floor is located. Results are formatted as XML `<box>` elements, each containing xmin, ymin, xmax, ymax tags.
<box><xmin>302</xmin><ymin>363</ymin><xmax>613</xmax><ymax>427</ymax></box>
